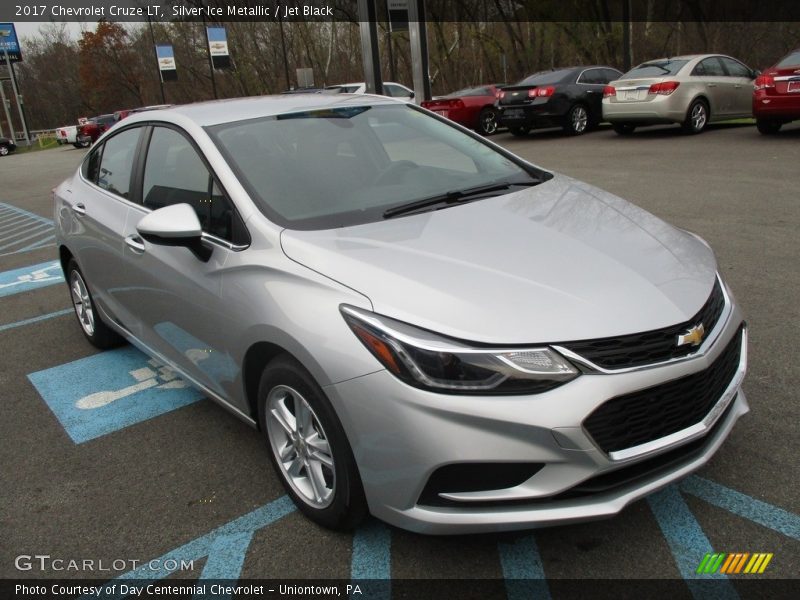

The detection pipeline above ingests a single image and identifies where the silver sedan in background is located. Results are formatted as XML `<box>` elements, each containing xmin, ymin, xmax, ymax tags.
<box><xmin>603</xmin><ymin>54</ymin><xmax>757</xmax><ymax>134</ymax></box>
<box><xmin>54</xmin><ymin>95</ymin><xmax>747</xmax><ymax>534</ymax></box>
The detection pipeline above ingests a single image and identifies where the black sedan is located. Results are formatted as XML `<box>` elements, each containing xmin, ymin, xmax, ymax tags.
<box><xmin>0</xmin><ymin>136</ymin><xmax>16</xmax><ymax>156</ymax></box>
<box><xmin>498</xmin><ymin>66</ymin><xmax>623</xmax><ymax>136</ymax></box>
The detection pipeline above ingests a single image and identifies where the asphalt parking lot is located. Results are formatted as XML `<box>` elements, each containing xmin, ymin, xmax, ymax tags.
<box><xmin>1</xmin><ymin>122</ymin><xmax>798</xmax><ymax>598</ymax></box>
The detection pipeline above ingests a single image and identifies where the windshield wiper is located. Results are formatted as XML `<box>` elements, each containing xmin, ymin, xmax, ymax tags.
<box><xmin>383</xmin><ymin>180</ymin><xmax>539</xmax><ymax>219</ymax></box>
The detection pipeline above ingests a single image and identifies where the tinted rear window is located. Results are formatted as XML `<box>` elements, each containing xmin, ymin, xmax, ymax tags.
<box><xmin>623</xmin><ymin>60</ymin><xmax>689</xmax><ymax>78</ymax></box>
<box><xmin>518</xmin><ymin>69</ymin><xmax>574</xmax><ymax>86</ymax></box>
<box><xmin>777</xmin><ymin>51</ymin><xmax>800</xmax><ymax>68</ymax></box>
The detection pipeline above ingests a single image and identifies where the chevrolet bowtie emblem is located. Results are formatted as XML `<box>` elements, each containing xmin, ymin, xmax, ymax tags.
<box><xmin>677</xmin><ymin>323</ymin><xmax>705</xmax><ymax>347</ymax></box>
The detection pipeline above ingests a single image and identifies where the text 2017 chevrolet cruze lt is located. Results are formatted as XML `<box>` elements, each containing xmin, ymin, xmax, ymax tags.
<box><xmin>54</xmin><ymin>95</ymin><xmax>747</xmax><ymax>534</ymax></box>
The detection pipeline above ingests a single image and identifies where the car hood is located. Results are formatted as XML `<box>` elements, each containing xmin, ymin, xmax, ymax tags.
<box><xmin>280</xmin><ymin>174</ymin><xmax>717</xmax><ymax>344</ymax></box>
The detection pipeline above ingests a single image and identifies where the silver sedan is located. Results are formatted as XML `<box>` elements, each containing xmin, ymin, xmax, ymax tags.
<box><xmin>54</xmin><ymin>95</ymin><xmax>747</xmax><ymax>534</ymax></box>
<box><xmin>603</xmin><ymin>54</ymin><xmax>757</xmax><ymax>134</ymax></box>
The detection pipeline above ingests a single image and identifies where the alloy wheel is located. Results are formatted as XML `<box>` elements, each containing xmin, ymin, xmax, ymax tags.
<box><xmin>480</xmin><ymin>110</ymin><xmax>498</xmax><ymax>135</ymax></box>
<box><xmin>571</xmin><ymin>106</ymin><xmax>588</xmax><ymax>133</ymax></box>
<box><xmin>0</xmin><ymin>145</ymin><xmax>9</xmax><ymax>156</ymax></box>
<box><xmin>691</xmin><ymin>103</ymin><xmax>707</xmax><ymax>131</ymax></box>
<box><xmin>266</xmin><ymin>384</ymin><xmax>336</xmax><ymax>508</ymax></box>
<box><xmin>70</xmin><ymin>271</ymin><xmax>95</xmax><ymax>336</ymax></box>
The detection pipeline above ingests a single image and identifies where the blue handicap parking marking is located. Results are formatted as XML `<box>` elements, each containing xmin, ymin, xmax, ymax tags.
<box><xmin>499</xmin><ymin>534</ymin><xmax>551</xmax><ymax>600</ymax></box>
<box><xmin>0</xmin><ymin>202</ymin><xmax>55</xmax><ymax>256</ymax></box>
<box><xmin>27</xmin><ymin>346</ymin><xmax>204</xmax><ymax>444</ymax></box>
<box><xmin>82</xmin><ymin>496</ymin><xmax>296</xmax><ymax>600</ymax></box>
<box><xmin>0</xmin><ymin>260</ymin><xmax>63</xmax><ymax>297</ymax></box>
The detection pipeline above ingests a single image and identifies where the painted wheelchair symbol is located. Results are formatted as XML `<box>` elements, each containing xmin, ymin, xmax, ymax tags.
<box><xmin>76</xmin><ymin>358</ymin><xmax>189</xmax><ymax>410</ymax></box>
<box><xmin>0</xmin><ymin>261</ymin><xmax>61</xmax><ymax>291</ymax></box>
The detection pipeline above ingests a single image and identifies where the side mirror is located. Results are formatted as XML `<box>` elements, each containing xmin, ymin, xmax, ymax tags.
<box><xmin>136</xmin><ymin>203</ymin><xmax>211</xmax><ymax>261</ymax></box>
<box><xmin>752</xmin><ymin>69</ymin><xmax>761</xmax><ymax>79</ymax></box>
<box><xmin>409</xmin><ymin>91</ymin><xmax>415</xmax><ymax>98</ymax></box>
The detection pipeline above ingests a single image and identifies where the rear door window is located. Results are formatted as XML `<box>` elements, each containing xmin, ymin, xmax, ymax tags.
<box><xmin>693</xmin><ymin>58</ymin><xmax>726</xmax><ymax>77</ymax></box>
<box><xmin>96</xmin><ymin>127</ymin><xmax>141</xmax><ymax>199</ymax></box>
<box><xmin>776</xmin><ymin>51</ymin><xmax>800</xmax><ymax>68</ymax></box>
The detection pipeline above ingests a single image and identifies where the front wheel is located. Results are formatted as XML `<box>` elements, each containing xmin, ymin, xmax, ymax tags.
<box><xmin>682</xmin><ymin>99</ymin><xmax>709</xmax><ymax>134</ymax></box>
<box><xmin>476</xmin><ymin>107</ymin><xmax>499</xmax><ymax>135</ymax></box>
<box><xmin>258</xmin><ymin>355</ymin><xmax>367</xmax><ymax>530</ymax></box>
<box><xmin>66</xmin><ymin>259</ymin><xmax>124</xmax><ymax>349</ymax></box>
<box><xmin>756</xmin><ymin>119</ymin><xmax>782</xmax><ymax>135</ymax></box>
<box><xmin>564</xmin><ymin>104</ymin><xmax>589</xmax><ymax>135</ymax></box>
<box><xmin>0</xmin><ymin>145</ymin><xmax>9</xmax><ymax>156</ymax></box>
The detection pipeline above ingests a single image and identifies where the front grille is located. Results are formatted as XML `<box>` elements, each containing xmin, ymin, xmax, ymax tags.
<box><xmin>584</xmin><ymin>326</ymin><xmax>743</xmax><ymax>454</ymax></box>
<box><xmin>560</xmin><ymin>278</ymin><xmax>726</xmax><ymax>369</ymax></box>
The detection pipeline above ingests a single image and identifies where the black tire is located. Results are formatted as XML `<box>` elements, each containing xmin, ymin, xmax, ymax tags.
<box><xmin>258</xmin><ymin>355</ymin><xmax>367</xmax><ymax>531</ymax></box>
<box><xmin>476</xmin><ymin>107</ymin><xmax>499</xmax><ymax>136</ymax></box>
<box><xmin>508</xmin><ymin>125</ymin><xmax>530</xmax><ymax>137</ymax></box>
<box><xmin>73</xmin><ymin>140</ymin><xmax>90</xmax><ymax>149</ymax></box>
<box><xmin>0</xmin><ymin>144</ymin><xmax>10</xmax><ymax>156</ymax></box>
<box><xmin>563</xmin><ymin>104</ymin><xmax>590</xmax><ymax>135</ymax></box>
<box><xmin>612</xmin><ymin>123</ymin><xmax>636</xmax><ymax>136</ymax></box>
<box><xmin>756</xmin><ymin>119</ymin><xmax>782</xmax><ymax>135</ymax></box>
<box><xmin>66</xmin><ymin>259</ymin><xmax>124</xmax><ymax>349</ymax></box>
<box><xmin>682</xmin><ymin>99</ymin><xmax>709</xmax><ymax>134</ymax></box>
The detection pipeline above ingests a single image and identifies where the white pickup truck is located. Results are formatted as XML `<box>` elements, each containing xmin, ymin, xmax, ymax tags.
<box><xmin>56</xmin><ymin>118</ymin><xmax>89</xmax><ymax>148</ymax></box>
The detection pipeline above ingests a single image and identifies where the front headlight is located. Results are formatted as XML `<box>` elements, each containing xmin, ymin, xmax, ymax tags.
<box><xmin>340</xmin><ymin>305</ymin><xmax>579</xmax><ymax>395</ymax></box>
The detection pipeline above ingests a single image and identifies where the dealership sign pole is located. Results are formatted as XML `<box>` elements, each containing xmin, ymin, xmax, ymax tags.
<box><xmin>148</xmin><ymin>16</ymin><xmax>168</xmax><ymax>104</ymax></box>
<box><xmin>0</xmin><ymin>23</ymin><xmax>29</xmax><ymax>146</ymax></box>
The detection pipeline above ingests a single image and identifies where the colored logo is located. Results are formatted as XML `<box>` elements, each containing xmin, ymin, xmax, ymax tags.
<box><xmin>696</xmin><ymin>552</ymin><xmax>773</xmax><ymax>575</ymax></box>
<box><xmin>677</xmin><ymin>323</ymin><xmax>705</xmax><ymax>347</ymax></box>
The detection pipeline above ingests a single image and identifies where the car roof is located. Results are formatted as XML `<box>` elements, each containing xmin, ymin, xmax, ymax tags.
<box><xmin>123</xmin><ymin>94</ymin><xmax>402</xmax><ymax>127</ymax></box>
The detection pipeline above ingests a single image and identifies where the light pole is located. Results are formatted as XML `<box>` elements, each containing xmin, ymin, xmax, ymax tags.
<box><xmin>0</xmin><ymin>26</ymin><xmax>30</xmax><ymax>146</ymax></box>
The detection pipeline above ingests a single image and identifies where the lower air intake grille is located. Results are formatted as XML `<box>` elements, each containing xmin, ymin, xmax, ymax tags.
<box><xmin>584</xmin><ymin>326</ymin><xmax>743</xmax><ymax>454</ymax></box>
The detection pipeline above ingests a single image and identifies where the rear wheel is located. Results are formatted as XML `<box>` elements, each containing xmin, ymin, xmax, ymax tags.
<box><xmin>508</xmin><ymin>125</ymin><xmax>530</xmax><ymax>137</ymax></box>
<box><xmin>258</xmin><ymin>355</ymin><xmax>367</xmax><ymax>530</ymax></box>
<box><xmin>756</xmin><ymin>119</ymin><xmax>782</xmax><ymax>135</ymax></box>
<box><xmin>612</xmin><ymin>123</ymin><xmax>636</xmax><ymax>136</ymax></box>
<box><xmin>682</xmin><ymin>99</ymin><xmax>709</xmax><ymax>134</ymax></box>
<box><xmin>0</xmin><ymin>144</ymin><xmax>9</xmax><ymax>156</ymax></box>
<box><xmin>476</xmin><ymin>107</ymin><xmax>499</xmax><ymax>135</ymax></box>
<box><xmin>564</xmin><ymin>104</ymin><xmax>589</xmax><ymax>135</ymax></box>
<box><xmin>66</xmin><ymin>259</ymin><xmax>124</xmax><ymax>349</ymax></box>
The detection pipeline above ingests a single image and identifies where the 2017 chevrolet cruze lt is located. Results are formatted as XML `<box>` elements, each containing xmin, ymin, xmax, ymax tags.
<box><xmin>54</xmin><ymin>95</ymin><xmax>748</xmax><ymax>534</ymax></box>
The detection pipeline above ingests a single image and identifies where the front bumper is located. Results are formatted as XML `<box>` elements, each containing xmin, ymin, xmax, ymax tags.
<box><xmin>326</xmin><ymin>291</ymin><xmax>747</xmax><ymax>534</ymax></box>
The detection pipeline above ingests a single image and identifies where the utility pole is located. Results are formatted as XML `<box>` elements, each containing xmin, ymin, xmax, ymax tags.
<box><xmin>278</xmin><ymin>20</ymin><xmax>291</xmax><ymax>90</ymax></box>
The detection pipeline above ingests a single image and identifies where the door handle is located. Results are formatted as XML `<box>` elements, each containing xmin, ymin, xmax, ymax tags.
<box><xmin>125</xmin><ymin>235</ymin><xmax>145</xmax><ymax>254</ymax></box>
<box><xmin>734</xmin><ymin>84</ymin><xmax>742</xmax><ymax>88</ymax></box>
<box><xmin>71</xmin><ymin>202</ymin><xmax>86</xmax><ymax>216</ymax></box>
<box><xmin>707</xmin><ymin>83</ymin><xmax>717</xmax><ymax>88</ymax></box>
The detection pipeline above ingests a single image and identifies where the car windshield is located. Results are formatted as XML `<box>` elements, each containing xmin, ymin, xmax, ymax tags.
<box><xmin>623</xmin><ymin>60</ymin><xmax>689</xmax><ymax>78</ymax></box>
<box><xmin>776</xmin><ymin>50</ymin><xmax>800</xmax><ymax>68</ymax></box>
<box><xmin>518</xmin><ymin>69</ymin><xmax>573</xmax><ymax>86</ymax></box>
<box><xmin>208</xmin><ymin>104</ymin><xmax>542</xmax><ymax>230</ymax></box>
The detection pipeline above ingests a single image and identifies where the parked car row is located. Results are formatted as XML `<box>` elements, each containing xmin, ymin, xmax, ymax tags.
<box><xmin>425</xmin><ymin>48</ymin><xmax>800</xmax><ymax>138</ymax></box>
<box><xmin>55</xmin><ymin>105</ymin><xmax>173</xmax><ymax>149</ymax></box>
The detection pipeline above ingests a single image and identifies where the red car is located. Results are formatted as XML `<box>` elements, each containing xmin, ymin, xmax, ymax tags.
<box><xmin>75</xmin><ymin>114</ymin><xmax>116</xmax><ymax>147</ymax></box>
<box><xmin>753</xmin><ymin>48</ymin><xmax>800</xmax><ymax>134</ymax></box>
<box><xmin>421</xmin><ymin>84</ymin><xmax>504</xmax><ymax>135</ymax></box>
